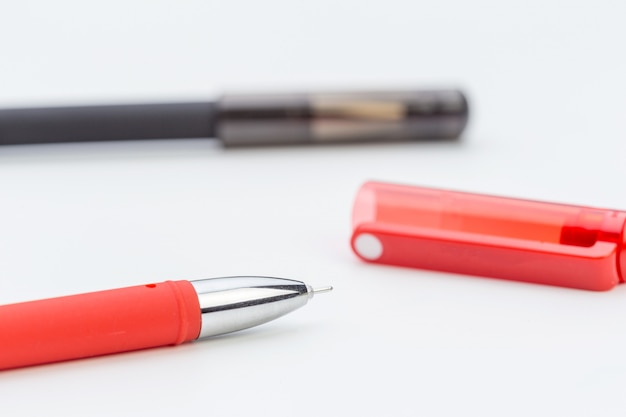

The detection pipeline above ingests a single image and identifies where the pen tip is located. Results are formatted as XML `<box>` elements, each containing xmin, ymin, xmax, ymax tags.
<box><xmin>312</xmin><ymin>286</ymin><xmax>333</xmax><ymax>294</ymax></box>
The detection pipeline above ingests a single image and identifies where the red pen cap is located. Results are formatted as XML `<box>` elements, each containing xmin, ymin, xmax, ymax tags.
<box><xmin>350</xmin><ymin>181</ymin><xmax>626</xmax><ymax>291</ymax></box>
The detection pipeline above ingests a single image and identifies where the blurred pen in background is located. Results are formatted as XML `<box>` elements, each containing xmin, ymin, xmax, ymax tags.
<box><xmin>0</xmin><ymin>89</ymin><xmax>468</xmax><ymax>147</ymax></box>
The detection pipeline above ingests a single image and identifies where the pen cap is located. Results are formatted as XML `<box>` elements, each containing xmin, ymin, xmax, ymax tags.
<box><xmin>216</xmin><ymin>90</ymin><xmax>468</xmax><ymax>146</ymax></box>
<box><xmin>350</xmin><ymin>181</ymin><xmax>626</xmax><ymax>291</ymax></box>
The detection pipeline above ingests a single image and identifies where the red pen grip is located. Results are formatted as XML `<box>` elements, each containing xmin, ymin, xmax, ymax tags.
<box><xmin>0</xmin><ymin>280</ymin><xmax>201</xmax><ymax>370</ymax></box>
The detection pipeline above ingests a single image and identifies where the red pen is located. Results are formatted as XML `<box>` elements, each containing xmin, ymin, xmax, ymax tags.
<box><xmin>351</xmin><ymin>181</ymin><xmax>626</xmax><ymax>290</ymax></box>
<box><xmin>0</xmin><ymin>276</ymin><xmax>331</xmax><ymax>370</ymax></box>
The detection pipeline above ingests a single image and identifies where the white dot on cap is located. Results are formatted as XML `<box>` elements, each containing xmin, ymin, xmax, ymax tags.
<box><xmin>354</xmin><ymin>233</ymin><xmax>383</xmax><ymax>260</ymax></box>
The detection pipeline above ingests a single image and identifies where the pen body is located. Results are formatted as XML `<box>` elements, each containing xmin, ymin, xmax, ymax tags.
<box><xmin>0</xmin><ymin>103</ymin><xmax>216</xmax><ymax>145</ymax></box>
<box><xmin>0</xmin><ymin>280</ymin><xmax>201</xmax><ymax>370</ymax></box>
<box><xmin>0</xmin><ymin>89</ymin><xmax>468</xmax><ymax>146</ymax></box>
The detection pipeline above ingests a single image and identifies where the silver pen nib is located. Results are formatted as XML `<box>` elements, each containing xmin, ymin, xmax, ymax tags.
<box><xmin>190</xmin><ymin>276</ymin><xmax>331</xmax><ymax>339</ymax></box>
<box><xmin>312</xmin><ymin>286</ymin><xmax>333</xmax><ymax>294</ymax></box>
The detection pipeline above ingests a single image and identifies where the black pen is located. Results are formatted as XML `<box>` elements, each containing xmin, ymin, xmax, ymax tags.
<box><xmin>0</xmin><ymin>89</ymin><xmax>468</xmax><ymax>146</ymax></box>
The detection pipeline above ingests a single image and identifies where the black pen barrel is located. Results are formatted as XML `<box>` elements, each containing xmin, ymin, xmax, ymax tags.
<box><xmin>0</xmin><ymin>102</ymin><xmax>217</xmax><ymax>145</ymax></box>
<box><xmin>0</xmin><ymin>89</ymin><xmax>469</xmax><ymax>146</ymax></box>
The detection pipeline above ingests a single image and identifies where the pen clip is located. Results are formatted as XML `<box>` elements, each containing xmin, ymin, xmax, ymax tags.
<box><xmin>351</xmin><ymin>221</ymin><xmax>621</xmax><ymax>291</ymax></box>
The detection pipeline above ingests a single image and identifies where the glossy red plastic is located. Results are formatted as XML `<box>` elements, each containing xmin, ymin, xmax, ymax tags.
<box><xmin>351</xmin><ymin>181</ymin><xmax>626</xmax><ymax>291</ymax></box>
<box><xmin>0</xmin><ymin>280</ymin><xmax>201</xmax><ymax>370</ymax></box>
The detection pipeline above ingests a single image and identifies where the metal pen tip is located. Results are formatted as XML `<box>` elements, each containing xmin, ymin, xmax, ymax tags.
<box><xmin>312</xmin><ymin>286</ymin><xmax>333</xmax><ymax>294</ymax></box>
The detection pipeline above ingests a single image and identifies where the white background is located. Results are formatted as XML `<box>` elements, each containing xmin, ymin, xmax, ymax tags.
<box><xmin>1</xmin><ymin>1</ymin><xmax>626</xmax><ymax>416</ymax></box>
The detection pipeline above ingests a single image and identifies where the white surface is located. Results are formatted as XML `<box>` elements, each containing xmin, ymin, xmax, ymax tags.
<box><xmin>1</xmin><ymin>1</ymin><xmax>626</xmax><ymax>416</ymax></box>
